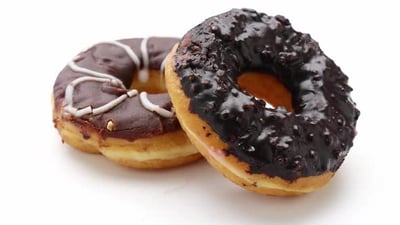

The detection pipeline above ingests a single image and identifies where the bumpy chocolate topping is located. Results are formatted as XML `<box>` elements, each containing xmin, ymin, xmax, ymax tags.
<box><xmin>53</xmin><ymin>37</ymin><xmax>180</xmax><ymax>141</ymax></box>
<box><xmin>174</xmin><ymin>9</ymin><xmax>360</xmax><ymax>181</ymax></box>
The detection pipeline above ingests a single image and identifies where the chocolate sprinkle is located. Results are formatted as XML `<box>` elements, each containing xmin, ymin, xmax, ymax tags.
<box><xmin>174</xmin><ymin>9</ymin><xmax>360</xmax><ymax>181</ymax></box>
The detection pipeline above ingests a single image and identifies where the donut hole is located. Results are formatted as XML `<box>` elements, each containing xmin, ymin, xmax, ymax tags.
<box><xmin>129</xmin><ymin>69</ymin><xmax>167</xmax><ymax>94</ymax></box>
<box><xmin>238</xmin><ymin>72</ymin><xmax>293</xmax><ymax>112</ymax></box>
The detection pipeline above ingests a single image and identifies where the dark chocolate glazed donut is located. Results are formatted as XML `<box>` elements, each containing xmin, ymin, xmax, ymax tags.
<box><xmin>174</xmin><ymin>9</ymin><xmax>360</xmax><ymax>181</ymax></box>
<box><xmin>53</xmin><ymin>37</ymin><xmax>180</xmax><ymax>141</ymax></box>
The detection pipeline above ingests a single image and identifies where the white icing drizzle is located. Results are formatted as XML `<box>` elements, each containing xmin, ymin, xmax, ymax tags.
<box><xmin>64</xmin><ymin>76</ymin><xmax>138</xmax><ymax>117</ymax></box>
<box><xmin>63</xmin><ymin>39</ymin><xmax>173</xmax><ymax>121</ymax></box>
<box><xmin>92</xmin><ymin>89</ymin><xmax>138</xmax><ymax>115</ymax></box>
<box><xmin>138</xmin><ymin>37</ymin><xmax>150</xmax><ymax>83</ymax></box>
<box><xmin>65</xmin><ymin>76</ymin><xmax>113</xmax><ymax>106</ymax></box>
<box><xmin>68</xmin><ymin>60</ymin><xmax>125</xmax><ymax>88</ymax></box>
<box><xmin>139</xmin><ymin>92</ymin><xmax>175</xmax><ymax>118</ymax></box>
<box><xmin>99</xmin><ymin>40</ymin><xmax>141</xmax><ymax>70</ymax></box>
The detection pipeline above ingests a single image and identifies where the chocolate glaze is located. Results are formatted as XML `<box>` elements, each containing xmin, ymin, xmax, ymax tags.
<box><xmin>54</xmin><ymin>37</ymin><xmax>180</xmax><ymax>141</ymax></box>
<box><xmin>174</xmin><ymin>9</ymin><xmax>360</xmax><ymax>181</ymax></box>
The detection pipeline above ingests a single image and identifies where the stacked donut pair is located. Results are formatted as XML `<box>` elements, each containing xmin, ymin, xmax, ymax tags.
<box><xmin>53</xmin><ymin>9</ymin><xmax>359</xmax><ymax>196</ymax></box>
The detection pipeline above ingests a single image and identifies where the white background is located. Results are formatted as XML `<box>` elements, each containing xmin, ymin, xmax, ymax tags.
<box><xmin>1</xmin><ymin>0</ymin><xmax>399</xmax><ymax>224</ymax></box>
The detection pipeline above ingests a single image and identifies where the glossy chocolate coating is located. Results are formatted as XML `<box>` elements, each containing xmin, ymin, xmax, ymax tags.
<box><xmin>54</xmin><ymin>37</ymin><xmax>180</xmax><ymax>141</ymax></box>
<box><xmin>174</xmin><ymin>9</ymin><xmax>360</xmax><ymax>181</ymax></box>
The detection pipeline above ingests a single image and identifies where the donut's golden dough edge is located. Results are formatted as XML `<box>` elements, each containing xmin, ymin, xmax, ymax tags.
<box><xmin>52</xmin><ymin>69</ymin><xmax>201</xmax><ymax>169</ymax></box>
<box><xmin>165</xmin><ymin>45</ymin><xmax>334</xmax><ymax>196</ymax></box>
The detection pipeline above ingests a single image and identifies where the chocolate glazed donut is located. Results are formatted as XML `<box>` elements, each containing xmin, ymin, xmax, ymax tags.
<box><xmin>171</xmin><ymin>9</ymin><xmax>359</xmax><ymax>190</ymax></box>
<box><xmin>54</xmin><ymin>38</ymin><xmax>179</xmax><ymax>140</ymax></box>
<box><xmin>53</xmin><ymin>37</ymin><xmax>200</xmax><ymax>169</ymax></box>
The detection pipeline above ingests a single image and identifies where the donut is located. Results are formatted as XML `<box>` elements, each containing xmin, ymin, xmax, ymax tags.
<box><xmin>165</xmin><ymin>9</ymin><xmax>360</xmax><ymax>195</ymax></box>
<box><xmin>53</xmin><ymin>37</ymin><xmax>201</xmax><ymax>169</ymax></box>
